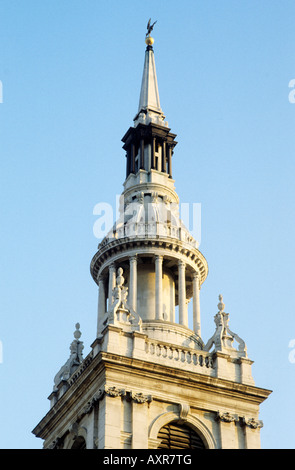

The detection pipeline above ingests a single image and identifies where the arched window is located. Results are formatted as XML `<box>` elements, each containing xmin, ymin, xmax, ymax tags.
<box><xmin>157</xmin><ymin>422</ymin><xmax>206</xmax><ymax>449</ymax></box>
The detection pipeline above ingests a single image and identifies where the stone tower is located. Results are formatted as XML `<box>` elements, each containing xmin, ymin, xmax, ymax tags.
<box><xmin>32</xmin><ymin>30</ymin><xmax>271</xmax><ymax>450</ymax></box>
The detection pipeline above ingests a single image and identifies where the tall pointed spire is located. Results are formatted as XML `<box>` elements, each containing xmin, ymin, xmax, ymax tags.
<box><xmin>137</xmin><ymin>41</ymin><xmax>163</xmax><ymax>116</ymax></box>
<box><xmin>134</xmin><ymin>31</ymin><xmax>168</xmax><ymax>128</ymax></box>
<box><xmin>122</xmin><ymin>26</ymin><xmax>176</xmax><ymax>183</ymax></box>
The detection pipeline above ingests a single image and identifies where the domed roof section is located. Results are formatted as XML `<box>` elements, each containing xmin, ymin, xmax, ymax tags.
<box><xmin>98</xmin><ymin>192</ymin><xmax>199</xmax><ymax>251</ymax></box>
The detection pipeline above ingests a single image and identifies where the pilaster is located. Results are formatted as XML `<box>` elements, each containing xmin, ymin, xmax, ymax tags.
<box><xmin>242</xmin><ymin>417</ymin><xmax>263</xmax><ymax>449</ymax></box>
<box><xmin>98</xmin><ymin>388</ymin><xmax>124</xmax><ymax>449</ymax></box>
<box><xmin>131</xmin><ymin>393</ymin><xmax>152</xmax><ymax>449</ymax></box>
<box><xmin>215</xmin><ymin>411</ymin><xmax>238</xmax><ymax>449</ymax></box>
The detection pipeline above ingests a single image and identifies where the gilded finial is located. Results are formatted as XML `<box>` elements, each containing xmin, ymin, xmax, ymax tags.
<box><xmin>145</xmin><ymin>18</ymin><xmax>157</xmax><ymax>46</ymax></box>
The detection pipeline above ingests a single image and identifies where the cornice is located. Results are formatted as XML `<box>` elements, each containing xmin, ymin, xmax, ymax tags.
<box><xmin>32</xmin><ymin>350</ymin><xmax>271</xmax><ymax>443</ymax></box>
<box><xmin>90</xmin><ymin>236</ymin><xmax>208</xmax><ymax>286</ymax></box>
<box><xmin>97</xmin><ymin>352</ymin><xmax>272</xmax><ymax>404</ymax></box>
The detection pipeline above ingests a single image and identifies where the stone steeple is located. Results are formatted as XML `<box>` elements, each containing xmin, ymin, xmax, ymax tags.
<box><xmin>32</xmin><ymin>26</ymin><xmax>271</xmax><ymax>450</ymax></box>
<box><xmin>122</xmin><ymin>36</ymin><xmax>176</xmax><ymax>185</ymax></box>
<box><xmin>134</xmin><ymin>36</ymin><xmax>166</xmax><ymax>127</ymax></box>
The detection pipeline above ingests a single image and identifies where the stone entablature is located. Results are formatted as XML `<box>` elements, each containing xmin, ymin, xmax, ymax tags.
<box><xmin>91</xmin><ymin>238</ymin><xmax>208</xmax><ymax>289</ymax></box>
<box><xmin>33</xmin><ymin>347</ymin><xmax>270</xmax><ymax>449</ymax></box>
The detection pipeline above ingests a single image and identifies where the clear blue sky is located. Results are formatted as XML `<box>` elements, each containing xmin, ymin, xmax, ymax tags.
<box><xmin>0</xmin><ymin>0</ymin><xmax>294</xmax><ymax>449</ymax></box>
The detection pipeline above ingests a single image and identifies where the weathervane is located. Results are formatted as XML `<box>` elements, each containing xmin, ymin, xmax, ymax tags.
<box><xmin>146</xmin><ymin>18</ymin><xmax>157</xmax><ymax>37</ymax></box>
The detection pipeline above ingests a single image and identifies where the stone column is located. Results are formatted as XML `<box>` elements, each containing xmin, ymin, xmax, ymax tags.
<box><xmin>97</xmin><ymin>276</ymin><xmax>106</xmax><ymax>336</ymax></box>
<box><xmin>151</xmin><ymin>137</ymin><xmax>156</xmax><ymax>170</ymax></box>
<box><xmin>140</xmin><ymin>138</ymin><xmax>145</xmax><ymax>169</ymax></box>
<box><xmin>108</xmin><ymin>263</ymin><xmax>116</xmax><ymax>310</ymax></box>
<box><xmin>129</xmin><ymin>256</ymin><xmax>137</xmax><ymax>311</ymax></box>
<box><xmin>161</xmin><ymin>141</ymin><xmax>166</xmax><ymax>172</ymax></box>
<box><xmin>126</xmin><ymin>150</ymin><xmax>131</xmax><ymax>178</ymax></box>
<box><xmin>192</xmin><ymin>273</ymin><xmax>201</xmax><ymax>336</ymax></box>
<box><xmin>178</xmin><ymin>261</ymin><xmax>187</xmax><ymax>326</ymax></box>
<box><xmin>131</xmin><ymin>144</ymin><xmax>136</xmax><ymax>173</ymax></box>
<box><xmin>155</xmin><ymin>255</ymin><xmax>163</xmax><ymax>320</ymax></box>
<box><xmin>167</xmin><ymin>145</ymin><xmax>172</xmax><ymax>178</ymax></box>
<box><xmin>170</xmin><ymin>281</ymin><xmax>175</xmax><ymax>322</ymax></box>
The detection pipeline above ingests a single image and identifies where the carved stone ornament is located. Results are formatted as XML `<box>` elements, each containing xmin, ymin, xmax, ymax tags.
<box><xmin>151</xmin><ymin>192</ymin><xmax>158</xmax><ymax>203</ymax></box>
<box><xmin>136</xmin><ymin>191</ymin><xmax>145</xmax><ymax>204</ymax></box>
<box><xmin>83</xmin><ymin>390</ymin><xmax>105</xmax><ymax>414</ymax></box>
<box><xmin>53</xmin><ymin>323</ymin><xmax>84</xmax><ymax>390</ymax></box>
<box><xmin>242</xmin><ymin>417</ymin><xmax>263</xmax><ymax>429</ymax></box>
<box><xmin>215</xmin><ymin>411</ymin><xmax>237</xmax><ymax>423</ymax></box>
<box><xmin>108</xmin><ymin>267</ymin><xmax>142</xmax><ymax>331</ymax></box>
<box><xmin>131</xmin><ymin>392</ymin><xmax>153</xmax><ymax>404</ymax></box>
<box><xmin>48</xmin><ymin>437</ymin><xmax>63</xmax><ymax>449</ymax></box>
<box><xmin>105</xmin><ymin>386</ymin><xmax>126</xmax><ymax>398</ymax></box>
<box><xmin>204</xmin><ymin>295</ymin><xmax>247</xmax><ymax>357</ymax></box>
<box><xmin>179</xmin><ymin>403</ymin><xmax>190</xmax><ymax>423</ymax></box>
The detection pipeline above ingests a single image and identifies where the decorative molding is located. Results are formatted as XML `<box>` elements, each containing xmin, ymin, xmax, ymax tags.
<box><xmin>178</xmin><ymin>403</ymin><xmax>190</xmax><ymax>423</ymax></box>
<box><xmin>215</xmin><ymin>411</ymin><xmax>263</xmax><ymax>429</ymax></box>
<box><xmin>149</xmin><ymin>411</ymin><xmax>216</xmax><ymax>449</ymax></box>
<box><xmin>131</xmin><ymin>392</ymin><xmax>153</xmax><ymax>404</ymax></box>
<box><xmin>105</xmin><ymin>386</ymin><xmax>126</xmax><ymax>398</ymax></box>
<box><xmin>215</xmin><ymin>411</ymin><xmax>237</xmax><ymax>423</ymax></box>
<box><xmin>91</xmin><ymin>235</ymin><xmax>208</xmax><ymax>287</ymax></box>
<box><xmin>242</xmin><ymin>417</ymin><xmax>264</xmax><ymax>429</ymax></box>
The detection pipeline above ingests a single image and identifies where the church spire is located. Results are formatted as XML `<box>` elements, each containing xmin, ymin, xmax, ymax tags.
<box><xmin>134</xmin><ymin>35</ymin><xmax>166</xmax><ymax>127</ymax></box>
<box><xmin>133</xmin><ymin>23</ymin><xmax>168</xmax><ymax>128</ymax></box>
<box><xmin>122</xmin><ymin>24</ymin><xmax>176</xmax><ymax>181</ymax></box>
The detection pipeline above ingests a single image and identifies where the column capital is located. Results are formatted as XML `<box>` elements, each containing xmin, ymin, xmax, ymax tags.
<box><xmin>178</xmin><ymin>260</ymin><xmax>186</xmax><ymax>268</ymax></box>
<box><xmin>129</xmin><ymin>255</ymin><xmax>137</xmax><ymax>262</ymax></box>
<box><xmin>155</xmin><ymin>254</ymin><xmax>163</xmax><ymax>261</ymax></box>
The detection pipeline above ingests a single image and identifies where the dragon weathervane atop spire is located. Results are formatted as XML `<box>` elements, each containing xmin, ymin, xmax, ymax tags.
<box><xmin>145</xmin><ymin>18</ymin><xmax>157</xmax><ymax>46</ymax></box>
<box><xmin>146</xmin><ymin>18</ymin><xmax>157</xmax><ymax>37</ymax></box>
